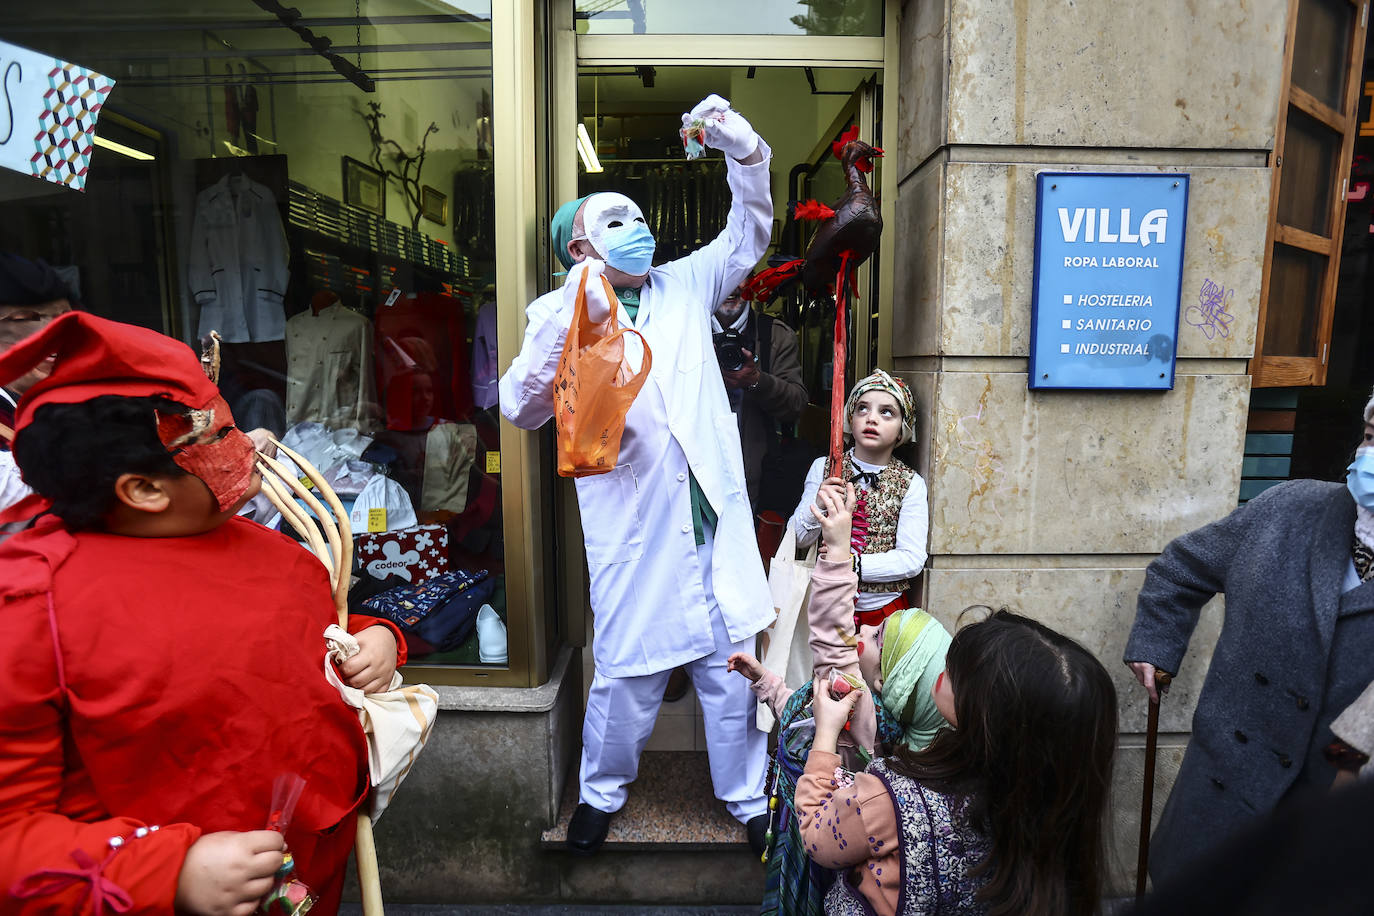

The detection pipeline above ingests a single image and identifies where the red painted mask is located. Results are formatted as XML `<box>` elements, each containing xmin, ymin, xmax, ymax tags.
<box><xmin>156</xmin><ymin>394</ymin><xmax>257</xmax><ymax>511</ymax></box>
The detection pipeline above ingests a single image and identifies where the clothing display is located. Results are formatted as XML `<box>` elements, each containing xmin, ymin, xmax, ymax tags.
<box><xmin>375</xmin><ymin>292</ymin><xmax>473</xmax><ymax>430</ymax></box>
<box><xmin>0</xmin><ymin>514</ymin><xmax>406</xmax><ymax>914</ymax></box>
<box><xmin>420</xmin><ymin>422</ymin><xmax>479</xmax><ymax>513</ymax></box>
<box><xmin>188</xmin><ymin>173</ymin><xmax>290</xmax><ymax>342</ymax></box>
<box><xmin>470</xmin><ymin>300</ymin><xmax>499</xmax><ymax>410</ymax></box>
<box><xmin>285</xmin><ymin>302</ymin><xmax>381</xmax><ymax>432</ymax></box>
<box><xmin>501</xmin><ymin>133</ymin><xmax>776</xmax><ymax>825</ymax></box>
<box><xmin>350</xmin><ymin>473</ymin><xmax>419</xmax><ymax>534</ymax></box>
<box><xmin>791</xmin><ymin>451</ymin><xmax>929</xmax><ymax>612</ymax></box>
<box><xmin>580</xmin><ymin>161</ymin><xmax>728</xmax><ymax>264</ymax></box>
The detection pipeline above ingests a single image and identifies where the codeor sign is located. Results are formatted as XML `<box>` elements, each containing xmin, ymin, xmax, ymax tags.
<box><xmin>1028</xmin><ymin>172</ymin><xmax>1189</xmax><ymax>390</ymax></box>
<box><xmin>0</xmin><ymin>39</ymin><xmax>115</xmax><ymax>191</ymax></box>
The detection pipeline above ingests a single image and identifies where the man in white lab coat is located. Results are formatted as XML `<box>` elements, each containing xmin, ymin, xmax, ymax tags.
<box><xmin>500</xmin><ymin>95</ymin><xmax>775</xmax><ymax>854</ymax></box>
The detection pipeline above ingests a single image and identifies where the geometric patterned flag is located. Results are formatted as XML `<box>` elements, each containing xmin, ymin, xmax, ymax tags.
<box><xmin>0</xmin><ymin>39</ymin><xmax>115</xmax><ymax>192</ymax></box>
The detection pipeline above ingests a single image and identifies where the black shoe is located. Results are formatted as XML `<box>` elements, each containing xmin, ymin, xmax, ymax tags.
<box><xmin>663</xmin><ymin>666</ymin><xmax>690</xmax><ymax>703</ymax></box>
<box><xmin>568</xmin><ymin>803</ymin><xmax>613</xmax><ymax>855</ymax></box>
<box><xmin>746</xmin><ymin>813</ymin><xmax>770</xmax><ymax>858</ymax></box>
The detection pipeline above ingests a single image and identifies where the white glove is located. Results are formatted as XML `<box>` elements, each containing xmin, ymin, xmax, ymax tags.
<box><xmin>682</xmin><ymin>93</ymin><xmax>758</xmax><ymax>160</ymax></box>
<box><xmin>564</xmin><ymin>257</ymin><xmax>614</xmax><ymax>324</ymax></box>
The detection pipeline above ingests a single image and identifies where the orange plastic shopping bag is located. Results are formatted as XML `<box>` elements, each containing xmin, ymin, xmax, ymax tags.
<box><xmin>553</xmin><ymin>268</ymin><xmax>653</xmax><ymax>477</ymax></box>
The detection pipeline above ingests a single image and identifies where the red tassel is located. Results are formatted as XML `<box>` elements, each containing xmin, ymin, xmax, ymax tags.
<box><xmin>793</xmin><ymin>200</ymin><xmax>836</xmax><ymax>221</ymax></box>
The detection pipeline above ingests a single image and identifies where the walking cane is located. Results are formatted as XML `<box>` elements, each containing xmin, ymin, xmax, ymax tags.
<box><xmin>1136</xmin><ymin>668</ymin><xmax>1174</xmax><ymax>900</ymax></box>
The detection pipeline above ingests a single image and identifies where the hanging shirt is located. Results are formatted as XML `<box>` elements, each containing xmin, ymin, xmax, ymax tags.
<box><xmin>285</xmin><ymin>303</ymin><xmax>381</xmax><ymax>432</ymax></box>
<box><xmin>188</xmin><ymin>174</ymin><xmax>290</xmax><ymax>343</ymax></box>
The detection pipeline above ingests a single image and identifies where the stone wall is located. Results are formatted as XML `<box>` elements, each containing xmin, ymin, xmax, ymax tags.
<box><xmin>895</xmin><ymin>0</ymin><xmax>1289</xmax><ymax>893</ymax></box>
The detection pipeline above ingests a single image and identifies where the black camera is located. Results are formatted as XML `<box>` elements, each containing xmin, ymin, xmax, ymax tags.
<box><xmin>713</xmin><ymin>328</ymin><xmax>755</xmax><ymax>371</ymax></box>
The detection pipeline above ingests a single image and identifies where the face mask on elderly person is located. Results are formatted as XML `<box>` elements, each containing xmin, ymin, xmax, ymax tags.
<box><xmin>1348</xmin><ymin>446</ymin><xmax>1374</xmax><ymax>510</ymax></box>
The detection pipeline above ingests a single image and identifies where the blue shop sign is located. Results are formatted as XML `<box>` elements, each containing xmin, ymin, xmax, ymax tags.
<box><xmin>1028</xmin><ymin>172</ymin><xmax>1189</xmax><ymax>390</ymax></box>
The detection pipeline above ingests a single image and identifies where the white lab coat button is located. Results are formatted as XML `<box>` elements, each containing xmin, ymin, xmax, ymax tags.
<box><xmin>681</xmin><ymin>524</ymin><xmax>691</xmax><ymax>534</ymax></box>
<box><xmin>677</xmin><ymin>473</ymin><xmax>687</xmax><ymax>482</ymax></box>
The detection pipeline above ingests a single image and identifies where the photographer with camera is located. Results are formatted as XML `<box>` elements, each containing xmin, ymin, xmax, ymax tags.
<box><xmin>713</xmin><ymin>286</ymin><xmax>808</xmax><ymax>511</ymax></box>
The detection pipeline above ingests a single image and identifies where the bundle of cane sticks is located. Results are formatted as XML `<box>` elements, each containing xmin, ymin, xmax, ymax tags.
<box><xmin>254</xmin><ymin>437</ymin><xmax>385</xmax><ymax>916</ymax></box>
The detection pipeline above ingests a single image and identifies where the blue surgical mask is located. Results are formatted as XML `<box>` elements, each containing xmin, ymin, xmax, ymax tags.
<box><xmin>601</xmin><ymin>222</ymin><xmax>656</xmax><ymax>277</ymax></box>
<box><xmin>1347</xmin><ymin>447</ymin><xmax>1374</xmax><ymax>509</ymax></box>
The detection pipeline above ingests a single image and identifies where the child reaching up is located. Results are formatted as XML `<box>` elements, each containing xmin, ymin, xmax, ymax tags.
<box><xmin>798</xmin><ymin>610</ymin><xmax>1117</xmax><ymax>916</ymax></box>
<box><xmin>0</xmin><ymin>313</ymin><xmax>406</xmax><ymax>914</ymax></box>
<box><xmin>789</xmin><ymin>370</ymin><xmax>927</xmax><ymax>629</ymax></box>
<box><xmin>728</xmin><ymin>483</ymin><xmax>951</xmax><ymax>916</ymax></box>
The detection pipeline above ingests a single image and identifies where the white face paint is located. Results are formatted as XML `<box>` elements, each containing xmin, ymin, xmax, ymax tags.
<box><xmin>581</xmin><ymin>192</ymin><xmax>648</xmax><ymax>261</ymax></box>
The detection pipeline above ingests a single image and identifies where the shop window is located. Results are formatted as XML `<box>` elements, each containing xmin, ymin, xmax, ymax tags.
<box><xmin>1253</xmin><ymin>0</ymin><xmax>1369</xmax><ymax>386</ymax></box>
<box><xmin>574</xmin><ymin>0</ymin><xmax>883</xmax><ymax>36</ymax></box>
<box><xmin>0</xmin><ymin>2</ymin><xmax>523</xmax><ymax>678</ymax></box>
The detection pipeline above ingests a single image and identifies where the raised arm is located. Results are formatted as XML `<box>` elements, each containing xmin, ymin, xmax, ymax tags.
<box><xmin>661</xmin><ymin>95</ymin><xmax>773</xmax><ymax>313</ymax></box>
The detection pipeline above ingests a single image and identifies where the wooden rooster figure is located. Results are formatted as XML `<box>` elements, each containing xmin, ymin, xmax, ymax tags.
<box><xmin>740</xmin><ymin>125</ymin><xmax>883</xmax><ymax>475</ymax></box>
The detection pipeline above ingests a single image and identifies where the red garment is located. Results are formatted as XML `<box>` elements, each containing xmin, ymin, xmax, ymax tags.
<box><xmin>374</xmin><ymin>292</ymin><xmax>472</xmax><ymax>430</ymax></box>
<box><xmin>853</xmin><ymin>591</ymin><xmax>909</xmax><ymax>630</ymax></box>
<box><xmin>0</xmin><ymin>515</ymin><xmax>406</xmax><ymax>914</ymax></box>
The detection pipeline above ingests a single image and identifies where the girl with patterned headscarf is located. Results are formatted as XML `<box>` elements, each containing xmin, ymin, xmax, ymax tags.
<box><xmin>788</xmin><ymin>369</ymin><xmax>929</xmax><ymax>632</ymax></box>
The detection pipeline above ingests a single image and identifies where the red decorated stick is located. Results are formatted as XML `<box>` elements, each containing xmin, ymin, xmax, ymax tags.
<box><xmin>828</xmin><ymin>253</ymin><xmax>852</xmax><ymax>478</ymax></box>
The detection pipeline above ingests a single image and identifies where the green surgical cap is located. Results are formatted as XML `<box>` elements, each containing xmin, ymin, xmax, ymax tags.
<box><xmin>550</xmin><ymin>195</ymin><xmax>592</xmax><ymax>271</ymax></box>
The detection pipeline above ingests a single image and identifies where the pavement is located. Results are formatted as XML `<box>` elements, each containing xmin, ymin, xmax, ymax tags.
<box><xmin>341</xmin><ymin>908</ymin><xmax>756</xmax><ymax>915</ymax></box>
<box><xmin>343</xmin><ymin>903</ymin><xmax>1136</xmax><ymax>915</ymax></box>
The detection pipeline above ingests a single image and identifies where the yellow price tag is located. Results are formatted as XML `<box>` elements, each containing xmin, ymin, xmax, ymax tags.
<box><xmin>367</xmin><ymin>507</ymin><xmax>387</xmax><ymax>533</ymax></box>
<box><xmin>298</xmin><ymin>476</ymin><xmax>314</xmax><ymax>490</ymax></box>
<box><xmin>485</xmin><ymin>451</ymin><xmax>501</xmax><ymax>474</ymax></box>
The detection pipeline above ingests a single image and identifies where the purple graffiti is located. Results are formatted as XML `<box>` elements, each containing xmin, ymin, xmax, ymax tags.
<box><xmin>1186</xmin><ymin>278</ymin><xmax>1235</xmax><ymax>341</ymax></box>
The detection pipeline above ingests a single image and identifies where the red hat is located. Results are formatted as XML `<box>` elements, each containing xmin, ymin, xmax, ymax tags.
<box><xmin>0</xmin><ymin>312</ymin><xmax>258</xmax><ymax>514</ymax></box>
<box><xmin>0</xmin><ymin>311</ymin><xmax>220</xmax><ymax>435</ymax></box>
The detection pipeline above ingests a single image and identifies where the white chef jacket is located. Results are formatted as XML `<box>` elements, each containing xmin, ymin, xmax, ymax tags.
<box><xmin>188</xmin><ymin>174</ymin><xmax>290</xmax><ymax>343</ymax></box>
<box><xmin>284</xmin><ymin>303</ymin><xmax>381</xmax><ymax>431</ymax></box>
<box><xmin>500</xmin><ymin>142</ymin><xmax>775</xmax><ymax>678</ymax></box>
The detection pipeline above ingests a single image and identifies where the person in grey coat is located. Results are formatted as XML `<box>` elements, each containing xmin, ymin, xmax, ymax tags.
<box><xmin>1124</xmin><ymin>389</ymin><xmax>1374</xmax><ymax>882</ymax></box>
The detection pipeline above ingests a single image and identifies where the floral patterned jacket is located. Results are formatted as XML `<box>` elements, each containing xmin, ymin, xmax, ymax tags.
<box><xmin>796</xmin><ymin>751</ymin><xmax>991</xmax><ymax>916</ymax></box>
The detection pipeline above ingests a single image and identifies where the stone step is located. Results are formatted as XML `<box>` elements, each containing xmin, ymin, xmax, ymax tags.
<box><xmin>541</xmin><ymin>750</ymin><xmax>754</xmax><ymax>852</ymax></box>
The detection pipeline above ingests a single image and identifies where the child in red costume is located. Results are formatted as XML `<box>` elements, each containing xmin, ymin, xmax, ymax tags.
<box><xmin>0</xmin><ymin>312</ymin><xmax>406</xmax><ymax>915</ymax></box>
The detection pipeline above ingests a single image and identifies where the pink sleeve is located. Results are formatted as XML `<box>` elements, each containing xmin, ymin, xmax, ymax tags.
<box><xmin>749</xmin><ymin>670</ymin><xmax>794</xmax><ymax>716</ymax></box>
<box><xmin>808</xmin><ymin>559</ymin><xmax>877</xmax><ymax>753</ymax></box>
<box><xmin>794</xmin><ymin>749</ymin><xmax>899</xmax><ymax>869</ymax></box>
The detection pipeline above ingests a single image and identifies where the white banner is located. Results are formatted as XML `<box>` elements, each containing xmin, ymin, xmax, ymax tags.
<box><xmin>0</xmin><ymin>39</ymin><xmax>115</xmax><ymax>192</ymax></box>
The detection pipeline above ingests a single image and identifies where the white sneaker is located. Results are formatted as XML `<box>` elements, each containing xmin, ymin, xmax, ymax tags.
<box><xmin>476</xmin><ymin>603</ymin><xmax>507</xmax><ymax>664</ymax></box>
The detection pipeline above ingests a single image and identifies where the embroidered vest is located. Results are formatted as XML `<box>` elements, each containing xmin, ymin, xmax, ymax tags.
<box><xmin>824</xmin><ymin>759</ymin><xmax>992</xmax><ymax>916</ymax></box>
<box><xmin>843</xmin><ymin>453</ymin><xmax>917</xmax><ymax>595</ymax></box>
